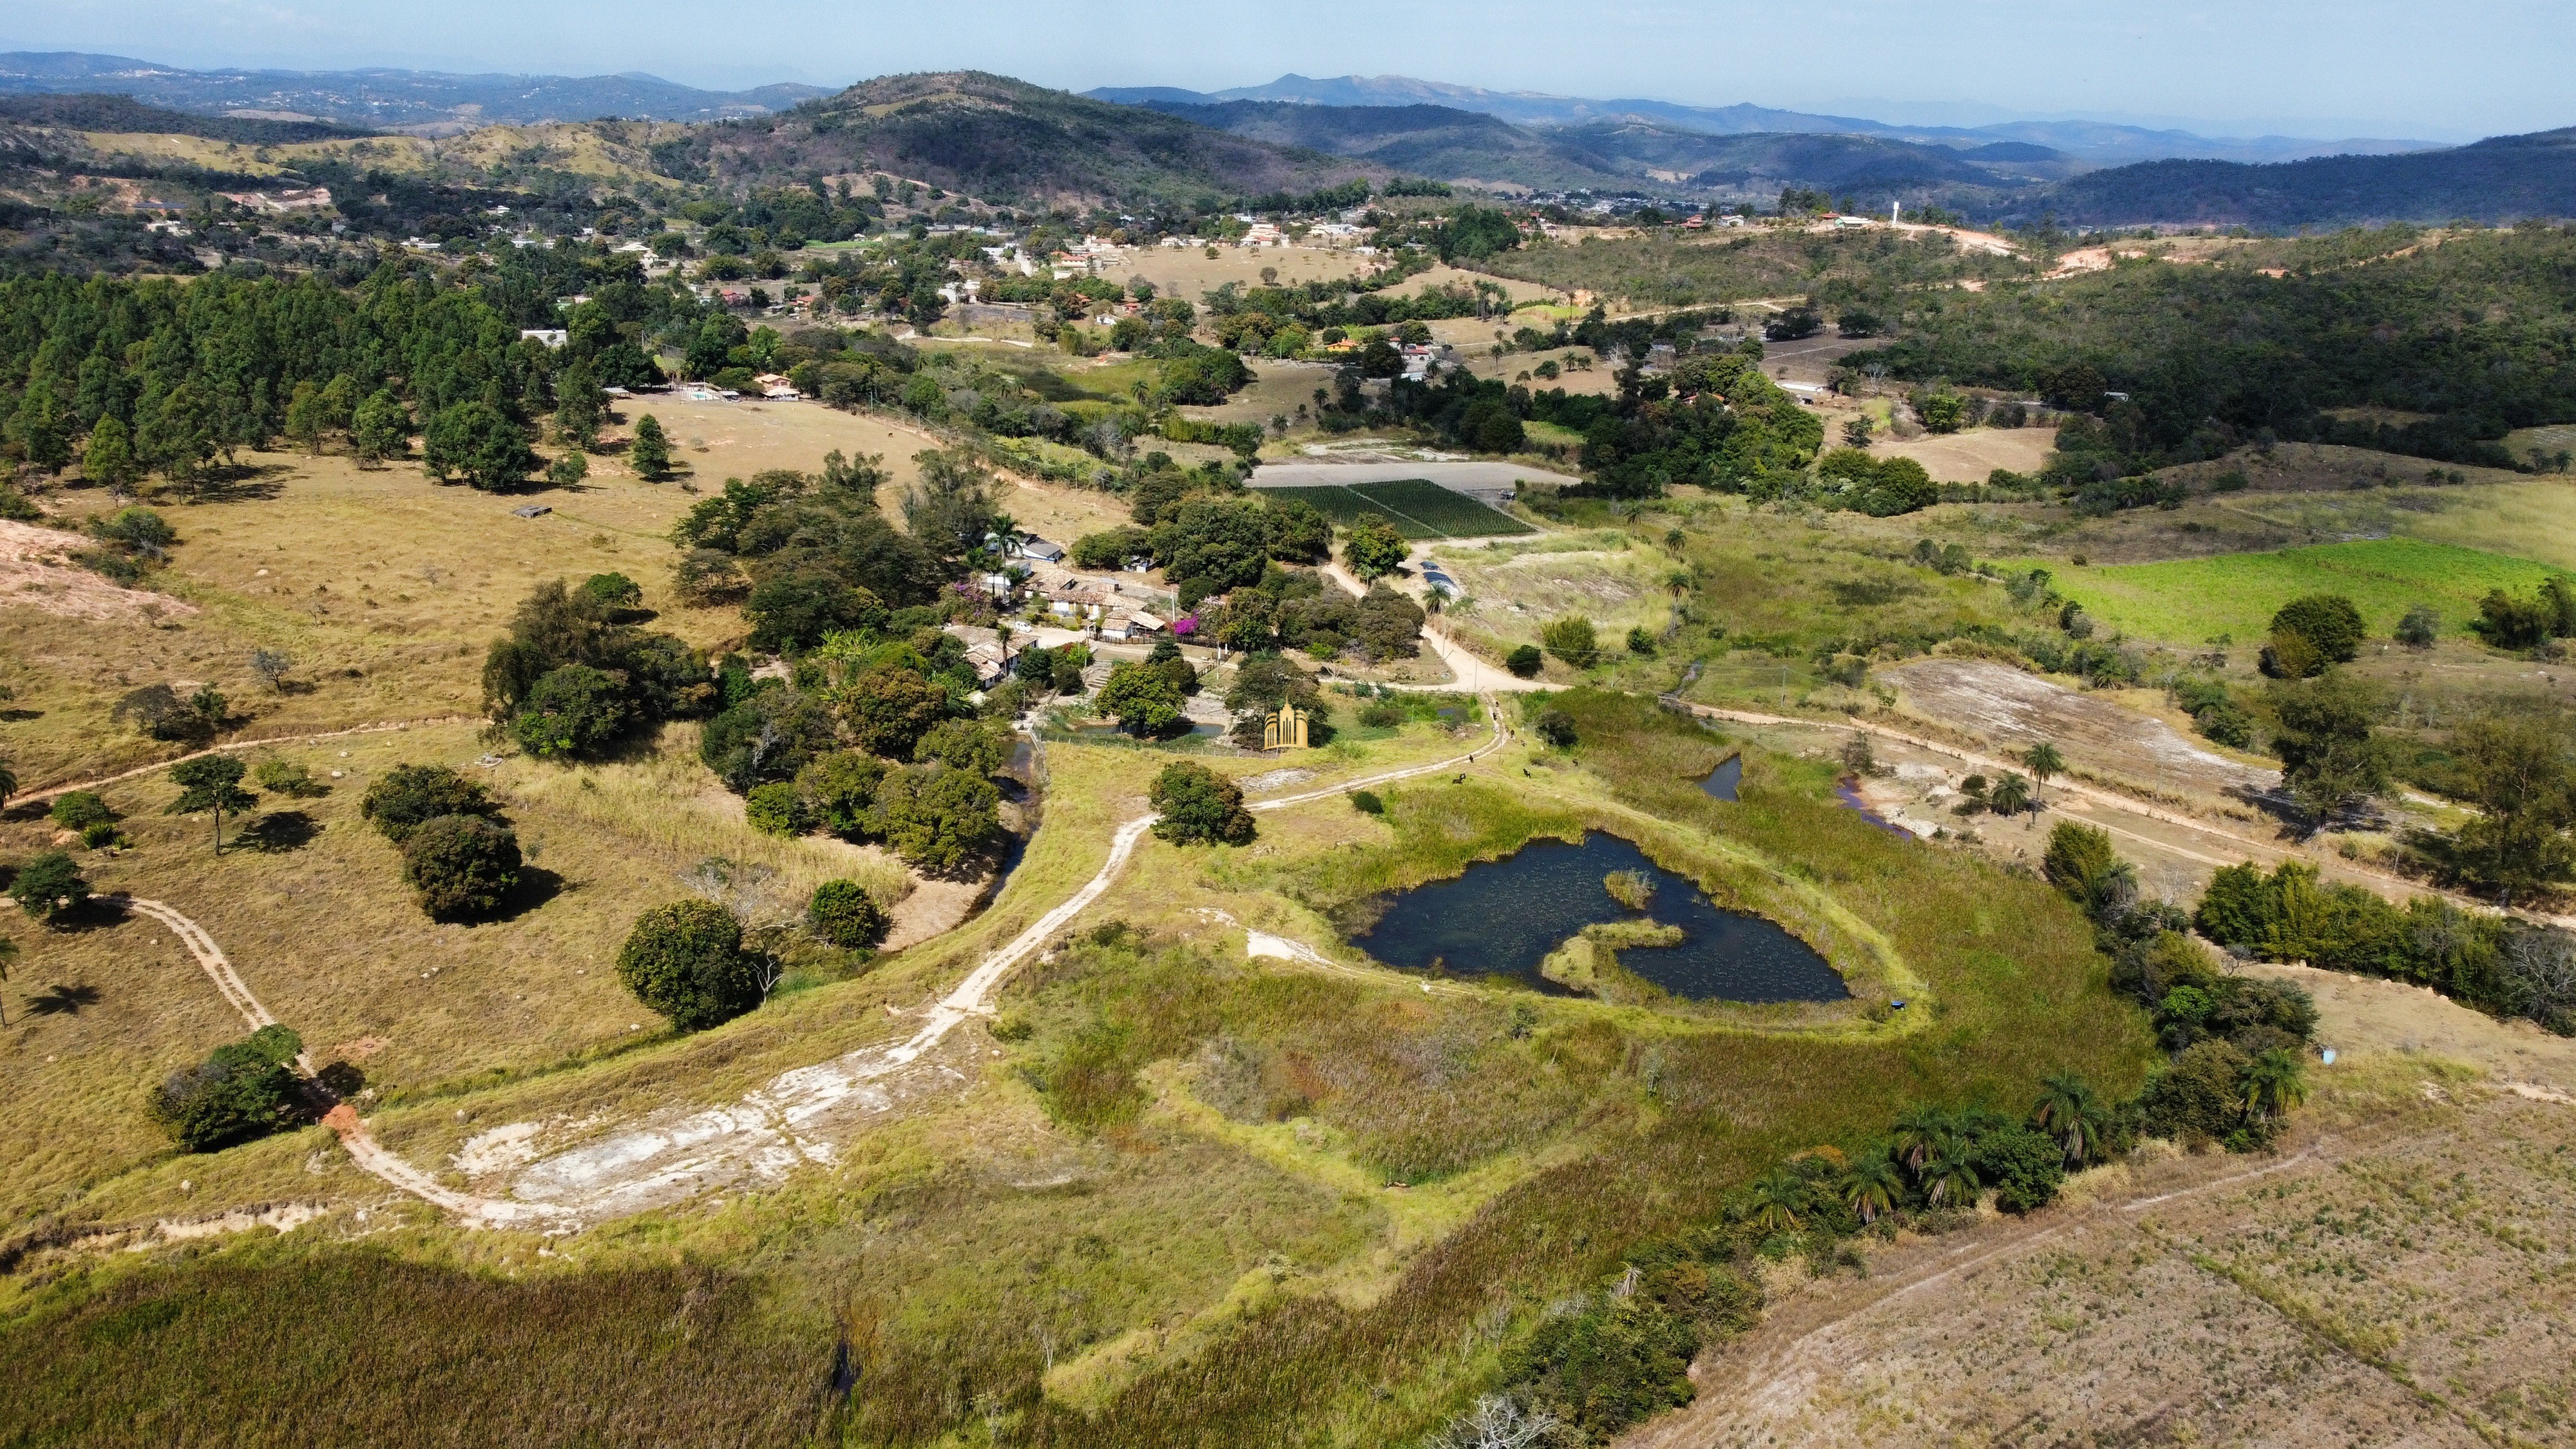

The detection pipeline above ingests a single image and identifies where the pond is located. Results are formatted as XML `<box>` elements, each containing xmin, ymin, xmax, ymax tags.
<box><xmin>1834</xmin><ymin>781</ymin><xmax>1912</xmax><ymax>838</ymax></box>
<box><xmin>1698</xmin><ymin>754</ymin><xmax>1742</xmax><ymax>801</ymax></box>
<box><xmin>1351</xmin><ymin>833</ymin><xmax>1847</xmax><ymax>1003</ymax></box>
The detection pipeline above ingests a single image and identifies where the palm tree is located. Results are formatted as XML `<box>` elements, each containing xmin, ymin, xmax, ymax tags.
<box><xmin>2240</xmin><ymin>1048</ymin><xmax>2310</xmax><ymax>1123</ymax></box>
<box><xmin>1747</xmin><ymin>1168</ymin><xmax>1806</xmax><ymax>1235</ymax></box>
<box><xmin>2020</xmin><ymin>742</ymin><xmax>2065</xmax><ymax>801</ymax></box>
<box><xmin>1842</xmin><ymin>1153</ymin><xmax>1905</xmax><ymax>1224</ymax></box>
<box><xmin>1989</xmin><ymin>772</ymin><xmax>2032</xmax><ymax>819</ymax></box>
<box><xmin>1891</xmin><ymin>1105</ymin><xmax>1952</xmax><ymax>1171</ymax></box>
<box><xmin>1920</xmin><ymin>1148</ymin><xmax>1981</xmax><ymax>1208</ymax></box>
<box><xmin>2031</xmin><ymin>1072</ymin><xmax>2105</xmax><ymax>1167</ymax></box>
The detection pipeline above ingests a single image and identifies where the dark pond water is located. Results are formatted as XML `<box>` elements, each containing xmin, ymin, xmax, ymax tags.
<box><xmin>1833</xmin><ymin>781</ymin><xmax>1913</xmax><ymax>838</ymax></box>
<box><xmin>1351</xmin><ymin>833</ymin><xmax>1847</xmax><ymax>1003</ymax></box>
<box><xmin>1698</xmin><ymin>755</ymin><xmax>1742</xmax><ymax>801</ymax></box>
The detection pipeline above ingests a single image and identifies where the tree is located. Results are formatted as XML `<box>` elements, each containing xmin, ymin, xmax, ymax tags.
<box><xmin>1917</xmin><ymin>390</ymin><xmax>1967</xmax><ymax>433</ymax></box>
<box><xmin>580</xmin><ymin>572</ymin><xmax>643</xmax><ymax>610</ymax></box>
<box><xmin>1532</xmin><ymin>706</ymin><xmax>1578</xmax><ymax>748</ymax></box>
<box><xmin>2267</xmin><ymin>670</ymin><xmax>2390</xmax><ymax>820</ymax></box>
<box><xmin>2239</xmin><ymin>1046</ymin><xmax>2308</xmax><ymax>1123</ymax></box>
<box><xmin>1506</xmin><ymin>644</ymin><xmax>1543</xmax><ymax>677</ymax></box>
<box><xmin>807</xmin><ymin>879</ymin><xmax>888</xmax><ymax>949</ymax></box>
<box><xmin>2395</xmin><ymin>603</ymin><xmax>2439</xmax><ymax>649</ymax></box>
<box><xmin>2030</xmin><ymin>1072</ymin><xmax>2106</xmax><ymax>1167</ymax></box>
<box><xmin>745</xmin><ymin>781</ymin><xmax>806</xmax><ymax>836</ymax></box>
<box><xmin>1971</xmin><ymin>1124</ymin><xmax>2065</xmax><ymax>1213</ymax></box>
<box><xmin>1918</xmin><ymin>1145</ymin><xmax>1980</xmax><ymax>1208</ymax></box>
<box><xmin>547</xmin><ymin>451</ymin><xmax>589</xmax><ymax>489</ymax></box>
<box><xmin>1150</xmin><ymin>761</ymin><xmax>1255</xmax><ymax>846</ymax></box>
<box><xmin>837</xmin><ymin>665</ymin><xmax>950</xmax><ymax>758</ymax></box>
<box><xmin>1342</xmin><ymin>515</ymin><xmax>1409</xmax><ymax>582</ymax></box>
<box><xmin>617</xmin><ymin>898</ymin><xmax>762</xmax><ymax>1030</ymax></box>
<box><xmin>2269</xmin><ymin>594</ymin><xmax>2365</xmax><ymax>665</ymax></box>
<box><xmin>50</xmin><ymin>791</ymin><xmax>112</xmax><ymax>831</ymax></box>
<box><xmin>555</xmin><ymin>358</ymin><xmax>604</xmax><ymax>451</ymax></box>
<box><xmin>1096</xmin><ymin>661</ymin><xmax>1185</xmax><ymax>737</ymax></box>
<box><xmin>873</xmin><ymin>763</ymin><xmax>1002</xmax><ymax>871</ymax></box>
<box><xmin>2448</xmin><ymin>712</ymin><xmax>2576</xmax><ymax>904</ymax></box>
<box><xmin>1542</xmin><ymin>616</ymin><xmax>1598</xmax><ymax>669</ymax></box>
<box><xmin>138</xmin><ymin>381</ymin><xmax>215</xmax><ymax>490</ymax></box>
<box><xmin>10</xmin><ymin>851</ymin><xmax>90</xmax><ymax>925</ymax></box>
<box><xmin>2019</xmin><ymin>741</ymin><xmax>2064</xmax><ymax>800</ymax></box>
<box><xmin>352</xmin><ymin>388</ymin><xmax>409</xmax><ymax>465</ymax></box>
<box><xmin>795</xmin><ymin>750</ymin><xmax>889</xmax><ymax>837</ymax></box>
<box><xmin>361</xmin><ymin>764</ymin><xmax>497</xmax><ymax>844</ymax></box>
<box><xmin>401</xmin><ymin>815</ymin><xmax>522</xmax><ymax>920</ymax></box>
<box><xmin>915</xmin><ymin>717</ymin><xmax>1010</xmax><ymax>775</ymax></box>
<box><xmin>1989</xmin><ymin>772</ymin><xmax>2032</xmax><ymax>817</ymax></box>
<box><xmin>284</xmin><ymin>379</ymin><xmax>329</xmax><ymax>455</ymax></box>
<box><xmin>629</xmin><ymin>413</ymin><xmax>675</xmax><ymax>481</ymax></box>
<box><xmin>1842</xmin><ymin>1153</ymin><xmax>1903</xmax><ymax>1224</ymax></box>
<box><xmin>511</xmin><ymin>663</ymin><xmax>630</xmax><ymax>759</ymax></box>
<box><xmin>167</xmin><ymin>755</ymin><xmax>258</xmax><ymax>853</ymax></box>
<box><xmin>82</xmin><ymin>414</ymin><xmax>137</xmax><ymax>495</ymax></box>
<box><xmin>421</xmin><ymin>401</ymin><xmax>537</xmax><ymax>491</ymax></box>
<box><xmin>2041</xmin><ymin>822</ymin><xmax>2133</xmax><ymax>922</ymax></box>
<box><xmin>250</xmin><ymin>647</ymin><xmax>292</xmax><ymax>693</ymax></box>
<box><xmin>149</xmin><ymin>1025</ymin><xmax>303</xmax><ymax>1151</ymax></box>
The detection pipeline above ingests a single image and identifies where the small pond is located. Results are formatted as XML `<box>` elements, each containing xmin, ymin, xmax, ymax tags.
<box><xmin>1698</xmin><ymin>755</ymin><xmax>1742</xmax><ymax>802</ymax></box>
<box><xmin>1351</xmin><ymin>833</ymin><xmax>1847</xmax><ymax>1003</ymax></box>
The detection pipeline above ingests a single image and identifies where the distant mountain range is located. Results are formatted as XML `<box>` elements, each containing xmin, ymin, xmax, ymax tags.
<box><xmin>1089</xmin><ymin>74</ymin><xmax>2441</xmax><ymax>166</ymax></box>
<box><xmin>2027</xmin><ymin>125</ymin><xmax>2576</xmax><ymax>229</ymax></box>
<box><xmin>0</xmin><ymin>51</ymin><xmax>827</xmax><ymax>130</ymax></box>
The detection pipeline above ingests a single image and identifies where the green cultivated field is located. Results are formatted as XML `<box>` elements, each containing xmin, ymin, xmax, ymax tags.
<box><xmin>1254</xmin><ymin>479</ymin><xmax>1534</xmax><ymax>538</ymax></box>
<box><xmin>2044</xmin><ymin>537</ymin><xmax>2564</xmax><ymax>645</ymax></box>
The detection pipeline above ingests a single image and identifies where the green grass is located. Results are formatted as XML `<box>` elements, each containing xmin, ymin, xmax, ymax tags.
<box><xmin>2041</xmin><ymin>537</ymin><xmax>2564</xmax><ymax>645</ymax></box>
<box><xmin>1252</xmin><ymin>480</ymin><xmax>1533</xmax><ymax>539</ymax></box>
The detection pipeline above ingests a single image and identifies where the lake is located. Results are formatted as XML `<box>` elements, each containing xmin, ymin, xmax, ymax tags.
<box><xmin>1351</xmin><ymin>833</ymin><xmax>1847</xmax><ymax>1003</ymax></box>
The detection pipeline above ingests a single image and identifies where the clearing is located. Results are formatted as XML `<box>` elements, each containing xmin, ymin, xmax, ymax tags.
<box><xmin>2043</xmin><ymin>536</ymin><xmax>2561</xmax><ymax>647</ymax></box>
<box><xmin>1869</xmin><ymin>424</ymin><xmax>2056</xmax><ymax>482</ymax></box>
<box><xmin>1878</xmin><ymin>657</ymin><xmax>2277</xmax><ymax>800</ymax></box>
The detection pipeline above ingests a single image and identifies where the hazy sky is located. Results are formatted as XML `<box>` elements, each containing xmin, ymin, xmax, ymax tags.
<box><xmin>11</xmin><ymin>0</ymin><xmax>2574</xmax><ymax>140</ymax></box>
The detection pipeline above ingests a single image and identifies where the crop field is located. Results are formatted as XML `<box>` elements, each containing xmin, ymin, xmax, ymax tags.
<box><xmin>2041</xmin><ymin>536</ymin><xmax>2562</xmax><ymax>645</ymax></box>
<box><xmin>1252</xmin><ymin>478</ymin><xmax>1533</xmax><ymax>538</ymax></box>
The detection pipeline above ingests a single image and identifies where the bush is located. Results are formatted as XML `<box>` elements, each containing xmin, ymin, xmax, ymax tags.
<box><xmin>1968</xmin><ymin>1124</ymin><xmax>2065</xmax><ymax>1213</ymax></box>
<box><xmin>49</xmin><ymin>791</ymin><xmax>113</xmax><ymax>831</ymax></box>
<box><xmin>1505</xmin><ymin>643</ymin><xmax>1543</xmax><ymax>677</ymax></box>
<box><xmin>806</xmin><ymin>879</ymin><xmax>887</xmax><ymax>949</ymax></box>
<box><xmin>701</xmin><ymin>687</ymin><xmax>835</xmax><ymax>794</ymax></box>
<box><xmin>796</xmin><ymin>750</ymin><xmax>889</xmax><ymax>837</ymax></box>
<box><xmin>1532</xmin><ymin>706</ymin><xmax>1578</xmax><ymax>749</ymax></box>
<box><xmin>744</xmin><ymin>781</ymin><xmax>806</xmax><ymax>836</ymax></box>
<box><xmin>2396</xmin><ymin>603</ymin><xmax>2439</xmax><ymax>649</ymax></box>
<box><xmin>1095</xmin><ymin>660</ymin><xmax>1186</xmax><ymax>737</ymax></box>
<box><xmin>1542</xmin><ymin>616</ymin><xmax>1599</xmax><ymax>668</ymax></box>
<box><xmin>81</xmin><ymin>822</ymin><xmax>118</xmax><ymax>849</ymax></box>
<box><xmin>148</xmin><ymin>1025</ymin><xmax>304</xmax><ymax>1151</ymax></box>
<box><xmin>616</xmin><ymin>898</ymin><xmax>762</xmax><ymax>1030</ymax></box>
<box><xmin>2195</xmin><ymin>699</ymin><xmax>2255</xmax><ymax>748</ymax></box>
<box><xmin>10</xmin><ymin>850</ymin><xmax>90</xmax><ymax>924</ymax></box>
<box><xmin>2136</xmin><ymin>1039</ymin><xmax>2253</xmax><ymax>1148</ymax></box>
<box><xmin>399</xmin><ymin>815</ymin><xmax>522</xmax><ymax>920</ymax></box>
<box><xmin>252</xmin><ymin>759</ymin><xmax>323</xmax><ymax>797</ymax></box>
<box><xmin>2269</xmin><ymin>594</ymin><xmax>2365</xmax><ymax>666</ymax></box>
<box><xmin>1150</xmin><ymin>761</ymin><xmax>1255</xmax><ymax>846</ymax></box>
<box><xmin>579</xmin><ymin>572</ymin><xmax>643</xmax><ymax>609</ymax></box>
<box><xmin>511</xmin><ymin>663</ymin><xmax>631</xmax><ymax>759</ymax></box>
<box><xmin>361</xmin><ymin>764</ymin><xmax>497</xmax><ymax>844</ymax></box>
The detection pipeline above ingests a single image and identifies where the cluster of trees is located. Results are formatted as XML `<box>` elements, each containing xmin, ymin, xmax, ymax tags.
<box><xmin>481</xmin><ymin>577</ymin><xmax>717</xmax><ymax>760</ymax></box>
<box><xmin>0</xmin><ymin>249</ymin><xmax>696</xmax><ymax>488</ymax></box>
<box><xmin>1846</xmin><ymin>225</ymin><xmax>2576</xmax><ymax>477</ymax></box>
<box><xmin>1070</xmin><ymin>460</ymin><xmax>1329</xmax><ymax>607</ymax></box>
<box><xmin>2043</xmin><ymin>822</ymin><xmax>2319</xmax><ymax>1151</ymax></box>
<box><xmin>2198</xmin><ymin>860</ymin><xmax>2576</xmax><ymax>1031</ymax></box>
<box><xmin>672</xmin><ymin>450</ymin><xmax>995</xmax><ymax>648</ymax></box>
<box><xmin>2469</xmin><ymin>574</ymin><xmax>2576</xmax><ymax>651</ymax></box>
<box><xmin>360</xmin><ymin>765</ymin><xmax>522</xmax><ymax>920</ymax></box>
<box><xmin>1814</xmin><ymin>447</ymin><xmax>1938</xmax><ymax>516</ymax></box>
<box><xmin>1189</xmin><ymin>563</ymin><xmax>1425</xmax><ymax>662</ymax></box>
<box><xmin>1092</xmin><ymin>640</ymin><xmax>1205</xmax><ymax>737</ymax></box>
<box><xmin>1149</xmin><ymin>761</ymin><xmax>1255</xmax><ymax>846</ymax></box>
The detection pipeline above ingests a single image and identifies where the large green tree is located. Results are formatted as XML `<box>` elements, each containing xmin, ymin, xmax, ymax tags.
<box><xmin>422</xmin><ymin>401</ymin><xmax>537</xmax><ymax>491</ymax></box>
<box><xmin>616</xmin><ymin>898</ymin><xmax>763</xmax><ymax>1030</ymax></box>
<box><xmin>166</xmin><ymin>755</ymin><xmax>258</xmax><ymax>853</ymax></box>
<box><xmin>2448</xmin><ymin>712</ymin><xmax>2576</xmax><ymax>904</ymax></box>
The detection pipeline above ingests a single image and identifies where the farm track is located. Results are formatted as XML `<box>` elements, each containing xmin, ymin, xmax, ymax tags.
<box><xmin>19</xmin><ymin>715</ymin><xmax>478</xmax><ymax>803</ymax></box>
<box><xmin>117</xmin><ymin>706</ymin><xmax>1510</xmax><ymax>1229</ymax></box>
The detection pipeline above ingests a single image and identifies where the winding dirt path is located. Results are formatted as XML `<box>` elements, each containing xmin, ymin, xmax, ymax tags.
<box><xmin>20</xmin><ymin>715</ymin><xmax>477</xmax><ymax>804</ymax></box>
<box><xmin>121</xmin><ymin>705</ymin><xmax>1513</xmax><ymax>1229</ymax></box>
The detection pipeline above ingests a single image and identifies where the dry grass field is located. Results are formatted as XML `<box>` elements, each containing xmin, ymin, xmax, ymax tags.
<box><xmin>1871</xmin><ymin>424</ymin><xmax>2057</xmax><ymax>482</ymax></box>
<box><xmin>1110</xmin><ymin>243</ymin><xmax>1374</xmax><ymax>301</ymax></box>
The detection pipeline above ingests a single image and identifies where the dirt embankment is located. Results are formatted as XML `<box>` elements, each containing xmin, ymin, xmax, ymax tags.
<box><xmin>0</xmin><ymin>518</ymin><xmax>198</xmax><ymax>623</ymax></box>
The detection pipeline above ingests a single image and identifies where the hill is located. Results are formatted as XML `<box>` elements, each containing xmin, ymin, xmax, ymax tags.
<box><xmin>1141</xmin><ymin>99</ymin><xmax>1631</xmax><ymax>191</ymax></box>
<box><xmin>0</xmin><ymin>91</ymin><xmax>376</xmax><ymax>144</ymax></box>
<box><xmin>1091</xmin><ymin>73</ymin><xmax>2438</xmax><ymax>165</ymax></box>
<box><xmin>662</xmin><ymin>71</ymin><xmax>1379</xmax><ymax>208</ymax></box>
<box><xmin>2027</xmin><ymin>126</ymin><xmax>2576</xmax><ymax>226</ymax></box>
<box><xmin>0</xmin><ymin>50</ymin><xmax>826</xmax><ymax>131</ymax></box>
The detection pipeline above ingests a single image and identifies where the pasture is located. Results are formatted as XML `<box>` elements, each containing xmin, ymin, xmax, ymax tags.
<box><xmin>2041</xmin><ymin>536</ymin><xmax>2562</xmax><ymax>646</ymax></box>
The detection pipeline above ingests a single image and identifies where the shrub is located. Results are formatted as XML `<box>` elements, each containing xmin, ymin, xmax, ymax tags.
<box><xmin>744</xmin><ymin>781</ymin><xmax>806</xmax><ymax>837</ymax></box>
<box><xmin>2195</xmin><ymin>699</ymin><xmax>2255</xmax><ymax>748</ymax></box>
<box><xmin>511</xmin><ymin>663</ymin><xmax>631</xmax><ymax>759</ymax></box>
<box><xmin>617</xmin><ymin>898</ymin><xmax>762</xmax><ymax>1030</ymax></box>
<box><xmin>361</xmin><ymin>764</ymin><xmax>497</xmax><ymax>844</ymax></box>
<box><xmin>49</xmin><ymin>791</ymin><xmax>113</xmax><ymax>831</ymax></box>
<box><xmin>1532</xmin><ymin>706</ymin><xmax>1578</xmax><ymax>749</ymax></box>
<box><xmin>81</xmin><ymin>822</ymin><xmax>119</xmax><ymax>849</ymax></box>
<box><xmin>579</xmin><ymin>571</ymin><xmax>643</xmax><ymax>609</ymax></box>
<box><xmin>148</xmin><ymin>1025</ymin><xmax>304</xmax><ymax>1151</ymax></box>
<box><xmin>1626</xmin><ymin>625</ymin><xmax>1656</xmax><ymax>656</ymax></box>
<box><xmin>2269</xmin><ymin>594</ymin><xmax>2365</xmax><ymax>665</ymax></box>
<box><xmin>1968</xmin><ymin>1124</ymin><xmax>2065</xmax><ymax>1213</ymax></box>
<box><xmin>1505</xmin><ymin>643</ymin><xmax>1543</xmax><ymax>677</ymax></box>
<box><xmin>795</xmin><ymin>750</ymin><xmax>889</xmax><ymax>837</ymax></box>
<box><xmin>1095</xmin><ymin>661</ymin><xmax>1185</xmax><ymax>737</ymax></box>
<box><xmin>1542</xmin><ymin>616</ymin><xmax>1598</xmax><ymax>668</ymax></box>
<box><xmin>10</xmin><ymin>850</ymin><xmax>90</xmax><ymax>924</ymax></box>
<box><xmin>251</xmin><ymin>759</ymin><xmax>323</xmax><ymax>797</ymax></box>
<box><xmin>806</xmin><ymin>879</ymin><xmax>887</xmax><ymax>949</ymax></box>
<box><xmin>2136</xmin><ymin>1039</ymin><xmax>2252</xmax><ymax>1147</ymax></box>
<box><xmin>2395</xmin><ymin>603</ymin><xmax>2439</xmax><ymax>649</ymax></box>
<box><xmin>400</xmin><ymin>815</ymin><xmax>522</xmax><ymax>920</ymax></box>
<box><xmin>1356</xmin><ymin>700</ymin><xmax>1404</xmax><ymax>728</ymax></box>
<box><xmin>1150</xmin><ymin>761</ymin><xmax>1255</xmax><ymax>846</ymax></box>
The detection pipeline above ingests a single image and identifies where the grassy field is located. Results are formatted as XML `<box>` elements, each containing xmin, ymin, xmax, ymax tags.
<box><xmin>2043</xmin><ymin>536</ymin><xmax>2564</xmax><ymax>646</ymax></box>
<box><xmin>1252</xmin><ymin>479</ymin><xmax>1534</xmax><ymax>538</ymax></box>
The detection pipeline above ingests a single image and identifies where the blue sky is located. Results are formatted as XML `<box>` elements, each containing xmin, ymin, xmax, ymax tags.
<box><xmin>11</xmin><ymin>0</ymin><xmax>2573</xmax><ymax>140</ymax></box>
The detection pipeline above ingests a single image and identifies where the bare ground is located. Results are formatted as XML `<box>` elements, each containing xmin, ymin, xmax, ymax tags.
<box><xmin>0</xmin><ymin>518</ymin><xmax>199</xmax><ymax>623</ymax></box>
<box><xmin>1880</xmin><ymin>656</ymin><xmax>2278</xmax><ymax>800</ymax></box>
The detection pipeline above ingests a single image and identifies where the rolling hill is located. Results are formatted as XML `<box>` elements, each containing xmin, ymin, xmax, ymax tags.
<box><xmin>660</xmin><ymin>71</ymin><xmax>1380</xmax><ymax>208</ymax></box>
<box><xmin>2024</xmin><ymin>126</ymin><xmax>2576</xmax><ymax>227</ymax></box>
<box><xmin>0</xmin><ymin>51</ymin><xmax>827</xmax><ymax>131</ymax></box>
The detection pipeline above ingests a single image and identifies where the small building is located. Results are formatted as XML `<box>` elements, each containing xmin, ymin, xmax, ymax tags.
<box><xmin>1127</xmin><ymin>611</ymin><xmax>1166</xmax><ymax>636</ymax></box>
<box><xmin>962</xmin><ymin>641</ymin><xmax>1007</xmax><ymax>684</ymax></box>
<box><xmin>519</xmin><ymin>328</ymin><xmax>569</xmax><ymax>348</ymax></box>
<box><xmin>1020</xmin><ymin>537</ymin><xmax>1066</xmax><ymax>564</ymax></box>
